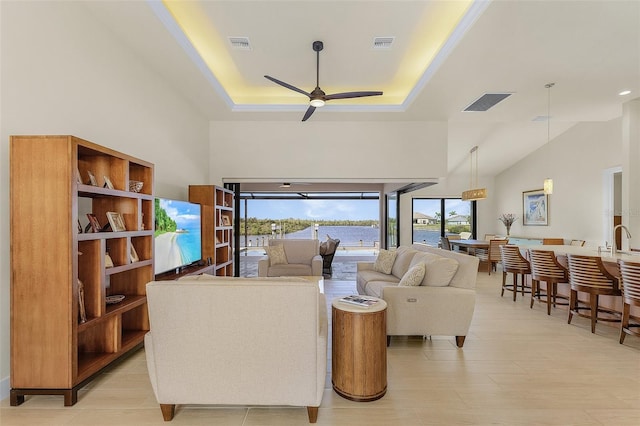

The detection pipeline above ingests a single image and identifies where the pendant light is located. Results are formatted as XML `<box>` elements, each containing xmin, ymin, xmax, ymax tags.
<box><xmin>543</xmin><ymin>83</ymin><xmax>555</xmax><ymax>195</ymax></box>
<box><xmin>461</xmin><ymin>146</ymin><xmax>487</xmax><ymax>201</ymax></box>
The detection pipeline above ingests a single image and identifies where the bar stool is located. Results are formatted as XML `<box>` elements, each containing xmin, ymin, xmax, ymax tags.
<box><xmin>618</xmin><ymin>259</ymin><xmax>640</xmax><ymax>344</ymax></box>
<box><xmin>528</xmin><ymin>249</ymin><xmax>569</xmax><ymax>315</ymax></box>
<box><xmin>567</xmin><ymin>254</ymin><xmax>622</xmax><ymax>333</ymax></box>
<box><xmin>500</xmin><ymin>245</ymin><xmax>531</xmax><ymax>301</ymax></box>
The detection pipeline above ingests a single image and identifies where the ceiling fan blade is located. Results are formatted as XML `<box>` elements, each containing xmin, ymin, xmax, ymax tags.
<box><xmin>324</xmin><ymin>91</ymin><xmax>383</xmax><ymax>100</ymax></box>
<box><xmin>301</xmin><ymin>106</ymin><xmax>316</xmax><ymax>121</ymax></box>
<box><xmin>264</xmin><ymin>75</ymin><xmax>311</xmax><ymax>98</ymax></box>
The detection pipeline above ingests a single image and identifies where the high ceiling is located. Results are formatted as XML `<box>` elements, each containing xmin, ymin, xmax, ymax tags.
<box><xmin>84</xmin><ymin>0</ymin><xmax>640</xmax><ymax>179</ymax></box>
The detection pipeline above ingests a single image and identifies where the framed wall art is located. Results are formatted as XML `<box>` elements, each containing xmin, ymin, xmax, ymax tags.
<box><xmin>522</xmin><ymin>189</ymin><xmax>549</xmax><ymax>226</ymax></box>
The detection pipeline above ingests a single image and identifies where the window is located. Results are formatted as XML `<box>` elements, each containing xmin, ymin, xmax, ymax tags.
<box><xmin>412</xmin><ymin>198</ymin><xmax>474</xmax><ymax>246</ymax></box>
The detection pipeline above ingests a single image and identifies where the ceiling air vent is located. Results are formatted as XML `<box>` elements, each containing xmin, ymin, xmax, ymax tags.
<box><xmin>228</xmin><ymin>37</ymin><xmax>251</xmax><ymax>50</ymax></box>
<box><xmin>463</xmin><ymin>93</ymin><xmax>511</xmax><ymax>112</ymax></box>
<box><xmin>373</xmin><ymin>37</ymin><xmax>394</xmax><ymax>49</ymax></box>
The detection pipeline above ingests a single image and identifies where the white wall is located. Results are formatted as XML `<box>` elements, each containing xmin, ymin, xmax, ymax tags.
<box><xmin>0</xmin><ymin>1</ymin><xmax>210</xmax><ymax>397</ymax></box>
<box><xmin>494</xmin><ymin>119</ymin><xmax>622</xmax><ymax>245</ymax></box>
<box><xmin>209</xmin><ymin>121</ymin><xmax>448</xmax><ymax>183</ymax></box>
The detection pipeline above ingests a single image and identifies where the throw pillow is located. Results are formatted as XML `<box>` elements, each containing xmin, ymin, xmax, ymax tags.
<box><xmin>373</xmin><ymin>249</ymin><xmax>397</xmax><ymax>274</ymax></box>
<box><xmin>398</xmin><ymin>262</ymin><xmax>426</xmax><ymax>286</ymax></box>
<box><xmin>267</xmin><ymin>244</ymin><xmax>288</xmax><ymax>266</ymax></box>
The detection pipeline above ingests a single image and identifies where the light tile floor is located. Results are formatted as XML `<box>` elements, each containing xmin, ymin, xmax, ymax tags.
<box><xmin>2</xmin><ymin>271</ymin><xmax>639</xmax><ymax>425</ymax></box>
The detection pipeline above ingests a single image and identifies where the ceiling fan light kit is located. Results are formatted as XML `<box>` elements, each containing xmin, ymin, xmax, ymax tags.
<box><xmin>264</xmin><ymin>40</ymin><xmax>383</xmax><ymax>121</ymax></box>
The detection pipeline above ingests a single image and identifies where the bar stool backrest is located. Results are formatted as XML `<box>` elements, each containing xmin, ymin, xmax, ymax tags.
<box><xmin>500</xmin><ymin>245</ymin><xmax>530</xmax><ymax>271</ymax></box>
<box><xmin>619</xmin><ymin>260</ymin><xmax>640</xmax><ymax>303</ymax></box>
<box><xmin>529</xmin><ymin>249</ymin><xmax>568</xmax><ymax>281</ymax></box>
<box><xmin>567</xmin><ymin>254</ymin><xmax>618</xmax><ymax>291</ymax></box>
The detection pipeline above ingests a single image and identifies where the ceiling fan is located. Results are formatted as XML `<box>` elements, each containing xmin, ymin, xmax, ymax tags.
<box><xmin>264</xmin><ymin>41</ymin><xmax>383</xmax><ymax>121</ymax></box>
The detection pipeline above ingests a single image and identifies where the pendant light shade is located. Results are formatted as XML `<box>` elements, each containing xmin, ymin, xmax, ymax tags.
<box><xmin>543</xmin><ymin>83</ymin><xmax>554</xmax><ymax>194</ymax></box>
<box><xmin>461</xmin><ymin>146</ymin><xmax>487</xmax><ymax>201</ymax></box>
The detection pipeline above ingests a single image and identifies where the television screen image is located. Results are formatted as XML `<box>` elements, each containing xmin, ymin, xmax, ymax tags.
<box><xmin>154</xmin><ymin>198</ymin><xmax>202</xmax><ymax>274</ymax></box>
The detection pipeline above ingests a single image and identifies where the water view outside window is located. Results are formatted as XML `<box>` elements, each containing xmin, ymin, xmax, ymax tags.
<box><xmin>239</xmin><ymin>196</ymin><xmax>381</xmax><ymax>255</ymax></box>
<box><xmin>412</xmin><ymin>198</ymin><xmax>472</xmax><ymax>246</ymax></box>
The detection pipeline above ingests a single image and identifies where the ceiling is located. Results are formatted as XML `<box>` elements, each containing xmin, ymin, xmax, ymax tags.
<box><xmin>84</xmin><ymin>0</ymin><xmax>640</xmax><ymax>180</ymax></box>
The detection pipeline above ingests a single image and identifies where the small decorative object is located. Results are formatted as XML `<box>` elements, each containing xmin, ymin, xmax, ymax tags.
<box><xmin>222</xmin><ymin>215</ymin><xmax>231</xmax><ymax>226</ymax></box>
<box><xmin>76</xmin><ymin>167</ymin><xmax>83</xmax><ymax>185</ymax></box>
<box><xmin>523</xmin><ymin>189</ymin><xmax>549</xmax><ymax>226</ymax></box>
<box><xmin>103</xmin><ymin>176</ymin><xmax>114</xmax><ymax>189</ymax></box>
<box><xmin>129</xmin><ymin>243</ymin><xmax>139</xmax><ymax>263</ymax></box>
<box><xmin>106</xmin><ymin>294</ymin><xmax>125</xmax><ymax>305</ymax></box>
<box><xmin>78</xmin><ymin>279</ymin><xmax>87</xmax><ymax>324</ymax></box>
<box><xmin>106</xmin><ymin>211</ymin><xmax>126</xmax><ymax>232</ymax></box>
<box><xmin>77</xmin><ymin>219</ymin><xmax>83</xmax><ymax>234</ymax></box>
<box><xmin>105</xmin><ymin>253</ymin><xmax>114</xmax><ymax>268</ymax></box>
<box><xmin>129</xmin><ymin>180</ymin><xmax>143</xmax><ymax>193</ymax></box>
<box><xmin>498</xmin><ymin>213</ymin><xmax>518</xmax><ymax>236</ymax></box>
<box><xmin>86</xmin><ymin>213</ymin><xmax>102</xmax><ymax>233</ymax></box>
<box><xmin>87</xmin><ymin>170</ymin><xmax>98</xmax><ymax>186</ymax></box>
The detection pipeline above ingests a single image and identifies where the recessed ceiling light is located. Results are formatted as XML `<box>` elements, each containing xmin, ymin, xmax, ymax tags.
<box><xmin>619</xmin><ymin>90</ymin><xmax>631</xmax><ymax>96</ymax></box>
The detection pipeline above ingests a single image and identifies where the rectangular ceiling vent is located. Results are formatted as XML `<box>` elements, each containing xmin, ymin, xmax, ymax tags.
<box><xmin>228</xmin><ymin>37</ymin><xmax>251</xmax><ymax>50</ymax></box>
<box><xmin>373</xmin><ymin>37</ymin><xmax>395</xmax><ymax>49</ymax></box>
<box><xmin>463</xmin><ymin>93</ymin><xmax>512</xmax><ymax>112</ymax></box>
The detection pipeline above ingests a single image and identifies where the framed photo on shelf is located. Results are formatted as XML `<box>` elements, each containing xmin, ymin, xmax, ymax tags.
<box><xmin>129</xmin><ymin>243</ymin><xmax>139</xmax><ymax>263</ymax></box>
<box><xmin>221</xmin><ymin>215</ymin><xmax>231</xmax><ymax>226</ymax></box>
<box><xmin>106</xmin><ymin>211</ymin><xmax>127</xmax><ymax>232</ymax></box>
<box><xmin>87</xmin><ymin>170</ymin><xmax>98</xmax><ymax>186</ymax></box>
<box><xmin>522</xmin><ymin>189</ymin><xmax>549</xmax><ymax>226</ymax></box>
<box><xmin>103</xmin><ymin>176</ymin><xmax>114</xmax><ymax>190</ymax></box>
<box><xmin>86</xmin><ymin>213</ymin><xmax>102</xmax><ymax>233</ymax></box>
<box><xmin>105</xmin><ymin>253</ymin><xmax>114</xmax><ymax>268</ymax></box>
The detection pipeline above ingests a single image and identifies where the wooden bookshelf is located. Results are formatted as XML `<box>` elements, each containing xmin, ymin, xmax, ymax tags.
<box><xmin>189</xmin><ymin>185</ymin><xmax>234</xmax><ymax>276</ymax></box>
<box><xmin>10</xmin><ymin>135</ymin><xmax>154</xmax><ymax>406</ymax></box>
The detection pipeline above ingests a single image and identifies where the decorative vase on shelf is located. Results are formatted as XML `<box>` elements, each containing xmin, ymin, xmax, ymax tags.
<box><xmin>505</xmin><ymin>225</ymin><xmax>511</xmax><ymax>237</ymax></box>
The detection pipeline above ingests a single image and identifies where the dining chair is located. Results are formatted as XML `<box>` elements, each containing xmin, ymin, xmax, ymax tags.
<box><xmin>500</xmin><ymin>245</ymin><xmax>531</xmax><ymax>301</ymax></box>
<box><xmin>566</xmin><ymin>254</ymin><xmax>622</xmax><ymax>333</ymax></box>
<box><xmin>543</xmin><ymin>238</ymin><xmax>565</xmax><ymax>245</ymax></box>
<box><xmin>440</xmin><ymin>237</ymin><xmax>451</xmax><ymax>251</ymax></box>
<box><xmin>487</xmin><ymin>239</ymin><xmax>508</xmax><ymax>275</ymax></box>
<box><xmin>570</xmin><ymin>239</ymin><xmax>586</xmax><ymax>246</ymax></box>
<box><xmin>618</xmin><ymin>259</ymin><xmax>640</xmax><ymax>344</ymax></box>
<box><xmin>528</xmin><ymin>249</ymin><xmax>569</xmax><ymax>315</ymax></box>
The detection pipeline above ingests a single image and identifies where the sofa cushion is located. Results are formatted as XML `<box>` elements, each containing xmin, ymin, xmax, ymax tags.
<box><xmin>391</xmin><ymin>246</ymin><xmax>417</xmax><ymax>278</ymax></box>
<box><xmin>364</xmin><ymin>280</ymin><xmax>397</xmax><ymax>298</ymax></box>
<box><xmin>410</xmin><ymin>253</ymin><xmax>460</xmax><ymax>287</ymax></box>
<box><xmin>267</xmin><ymin>244</ymin><xmax>288</xmax><ymax>266</ymax></box>
<box><xmin>374</xmin><ymin>249</ymin><xmax>397</xmax><ymax>274</ymax></box>
<box><xmin>398</xmin><ymin>262</ymin><xmax>426</xmax><ymax>286</ymax></box>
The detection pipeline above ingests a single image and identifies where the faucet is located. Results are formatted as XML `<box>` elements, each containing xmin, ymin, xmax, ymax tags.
<box><xmin>612</xmin><ymin>224</ymin><xmax>632</xmax><ymax>255</ymax></box>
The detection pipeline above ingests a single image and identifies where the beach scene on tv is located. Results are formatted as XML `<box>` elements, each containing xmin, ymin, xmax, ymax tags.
<box><xmin>154</xmin><ymin>198</ymin><xmax>202</xmax><ymax>274</ymax></box>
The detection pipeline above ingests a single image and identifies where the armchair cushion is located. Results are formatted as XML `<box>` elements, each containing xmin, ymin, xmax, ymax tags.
<box><xmin>398</xmin><ymin>262</ymin><xmax>426</xmax><ymax>287</ymax></box>
<box><xmin>374</xmin><ymin>249</ymin><xmax>397</xmax><ymax>274</ymax></box>
<box><xmin>267</xmin><ymin>244</ymin><xmax>288</xmax><ymax>266</ymax></box>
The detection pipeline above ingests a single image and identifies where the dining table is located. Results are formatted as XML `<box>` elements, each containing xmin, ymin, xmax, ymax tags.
<box><xmin>448</xmin><ymin>239</ymin><xmax>489</xmax><ymax>252</ymax></box>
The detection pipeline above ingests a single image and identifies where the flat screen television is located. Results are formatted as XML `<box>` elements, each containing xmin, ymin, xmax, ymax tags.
<box><xmin>154</xmin><ymin>197</ymin><xmax>202</xmax><ymax>275</ymax></box>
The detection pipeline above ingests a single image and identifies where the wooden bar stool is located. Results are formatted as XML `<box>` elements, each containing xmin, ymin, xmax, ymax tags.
<box><xmin>500</xmin><ymin>245</ymin><xmax>531</xmax><ymax>301</ymax></box>
<box><xmin>528</xmin><ymin>249</ymin><xmax>569</xmax><ymax>315</ymax></box>
<box><xmin>567</xmin><ymin>254</ymin><xmax>622</xmax><ymax>333</ymax></box>
<box><xmin>618</xmin><ymin>259</ymin><xmax>640</xmax><ymax>344</ymax></box>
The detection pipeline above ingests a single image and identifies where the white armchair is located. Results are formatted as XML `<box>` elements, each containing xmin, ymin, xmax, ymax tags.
<box><xmin>258</xmin><ymin>239</ymin><xmax>323</xmax><ymax>277</ymax></box>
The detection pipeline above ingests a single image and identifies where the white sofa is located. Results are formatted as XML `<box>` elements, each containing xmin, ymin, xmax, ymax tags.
<box><xmin>144</xmin><ymin>275</ymin><xmax>327</xmax><ymax>423</ymax></box>
<box><xmin>357</xmin><ymin>243</ymin><xmax>478</xmax><ymax>348</ymax></box>
<box><xmin>258</xmin><ymin>239</ymin><xmax>323</xmax><ymax>277</ymax></box>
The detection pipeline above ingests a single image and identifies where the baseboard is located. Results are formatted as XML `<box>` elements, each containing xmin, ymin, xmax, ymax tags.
<box><xmin>0</xmin><ymin>375</ymin><xmax>9</xmax><ymax>401</ymax></box>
